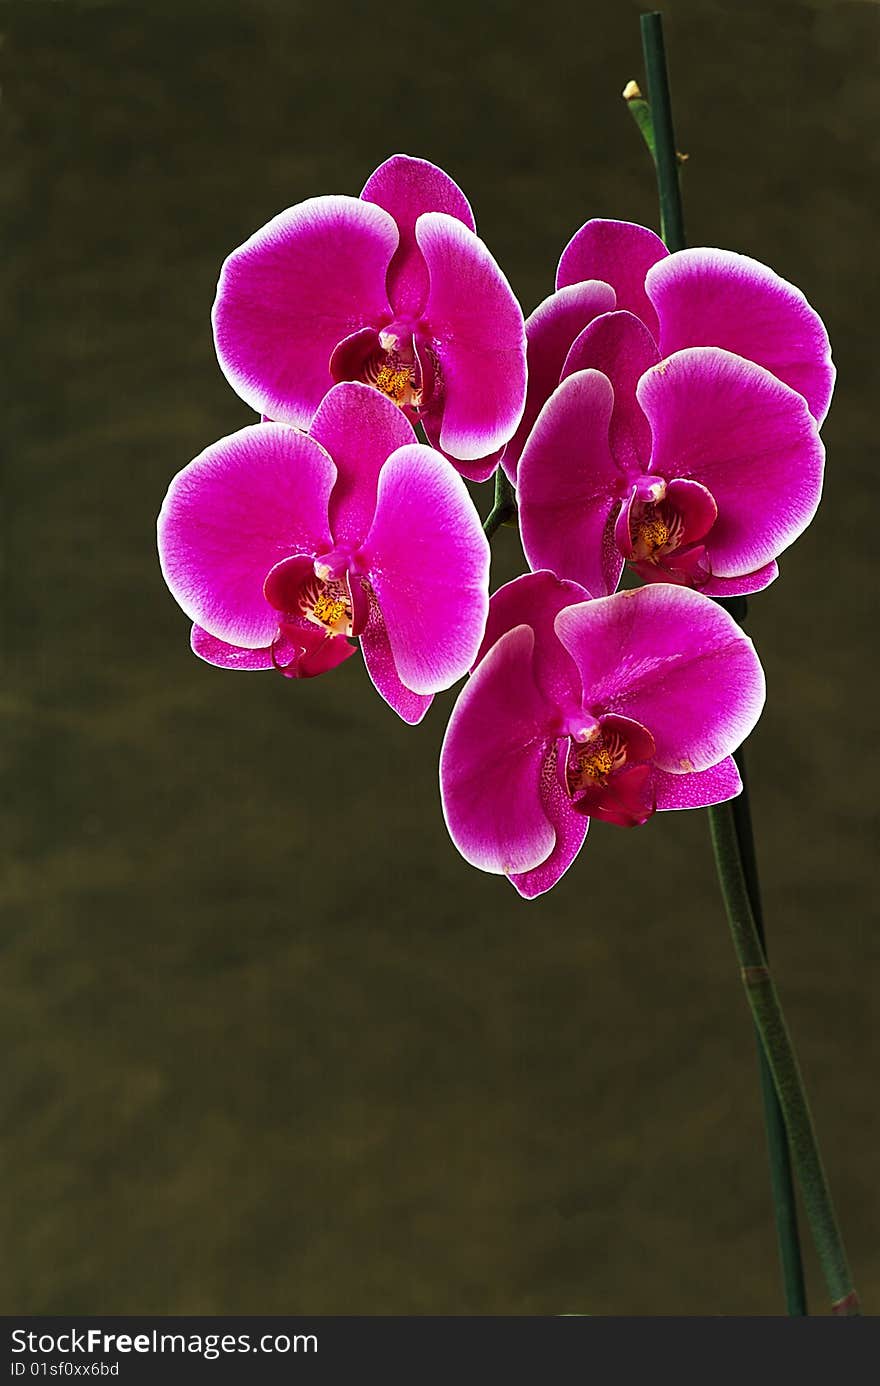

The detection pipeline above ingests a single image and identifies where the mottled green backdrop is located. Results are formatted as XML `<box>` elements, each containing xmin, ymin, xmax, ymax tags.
<box><xmin>3</xmin><ymin>0</ymin><xmax>877</xmax><ymax>1314</ymax></box>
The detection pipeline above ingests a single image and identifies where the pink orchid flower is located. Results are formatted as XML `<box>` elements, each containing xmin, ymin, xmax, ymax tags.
<box><xmin>517</xmin><ymin>345</ymin><xmax>825</xmax><ymax>599</ymax></box>
<box><xmin>211</xmin><ymin>154</ymin><xmax>527</xmax><ymax>481</ymax></box>
<box><xmin>157</xmin><ymin>383</ymin><xmax>490</xmax><ymax>725</ymax></box>
<box><xmin>440</xmin><ymin>572</ymin><xmax>765</xmax><ymax>899</ymax></box>
<box><xmin>504</xmin><ymin>218</ymin><xmax>834</xmax><ymax>482</ymax></box>
<box><xmin>505</xmin><ymin>220</ymin><xmax>831</xmax><ymax>597</ymax></box>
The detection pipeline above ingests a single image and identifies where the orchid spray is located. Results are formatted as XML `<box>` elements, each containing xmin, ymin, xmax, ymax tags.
<box><xmin>157</xmin><ymin>12</ymin><xmax>859</xmax><ymax>1315</ymax></box>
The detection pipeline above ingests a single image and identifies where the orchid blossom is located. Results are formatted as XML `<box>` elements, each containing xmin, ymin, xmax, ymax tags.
<box><xmin>157</xmin><ymin>383</ymin><xmax>490</xmax><ymax>724</ymax></box>
<box><xmin>503</xmin><ymin>220</ymin><xmax>830</xmax><ymax>597</ymax></box>
<box><xmin>503</xmin><ymin>219</ymin><xmax>834</xmax><ymax>483</ymax></box>
<box><xmin>211</xmin><ymin>154</ymin><xmax>527</xmax><ymax>481</ymax></box>
<box><xmin>517</xmin><ymin>343</ymin><xmax>825</xmax><ymax>598</ymax></box>
<box><xmin>440</xmin><ymin>573</ymin><xmax>765</xmax><ymax>898</ymax></box>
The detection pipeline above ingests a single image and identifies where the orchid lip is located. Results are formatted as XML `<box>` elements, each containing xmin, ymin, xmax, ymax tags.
<box><xmin>329</xmin><ymin>321</ymin><xmax>438</xmax><ymax>414</ymax></box>
<box><xmin>616</xmin><ymin>476</ymin><xmax>719</xmax><ymax>579</ymax></box>
<box><xmin>263</xmin><ymin>554</ymin><xmax>355</xmax><ymax>639</ymax></box>
<box><xmin>561</xmin><ymin>713</ymin><xmax>658</xmax><ymax>827</ymax></box>
<box><xmin>359</xmin><ymin>325</ymin><xmax>438</xmax><ymax>414</ymax></box>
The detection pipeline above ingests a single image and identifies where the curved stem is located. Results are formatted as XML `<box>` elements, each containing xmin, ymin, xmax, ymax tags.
<box><xmin>707</xmin><ymin>801</ymin><xmax>861</xmax><ymax>1315</ymax></box>
<box><xmin>639</xmin><ymin>11</ymin><xmax>810</xmax><ymax>1314</ymax></box>
<box><xmin>731</xmin><ymin>746</ymin><xmax>807</xmax><ymax>1316</ymax></box>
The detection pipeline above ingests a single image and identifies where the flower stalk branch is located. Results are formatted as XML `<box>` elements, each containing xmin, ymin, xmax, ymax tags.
<box><xmin>622</xmin><ymin>80</ymin><xmax>657</xmax><ymax>162</ymax></box>
<box><xmin>639</xmin><ymin>8</ymin><xmax>809</xmax><ymax>1315</ymax></box>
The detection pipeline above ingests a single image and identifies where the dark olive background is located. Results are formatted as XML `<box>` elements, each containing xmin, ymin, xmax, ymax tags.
<box><xmin>3</xmin><ymin>0</ymin><xmax>877</xmax><ymax>1315</ymax></box>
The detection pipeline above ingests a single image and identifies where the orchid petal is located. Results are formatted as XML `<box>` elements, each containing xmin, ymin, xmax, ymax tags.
<box><xmin>362</xmin><ymin>444</ymin><xmax>490</xmax><ymax>694</ymax></box>
<box><xmin>518</xmin><ymin>371</ymin><xmax>625</xmax><ymax>597</ymax></box>
<box><xmin>473</xmin><ymin>570</ymin><xmax>589</xmax><ymax>708</ymax></box>
<box><xmin>361</xmin><ymin>154</ymin><xmax>475</xmax><ymax>318</ymax></box>
<box><xmin>554</xmin><ymin>586</ymin><xmax>765</xmax><ymax>772</ymax></box>
<box><xmin>700</xmin><ymin>562</ymin><xmax>779</xmax><ymax>597</ymax></box>
<box><xmin>561</xmin><ymin>310</ymin><xmax>660</xmax><ymax>472</ymax></box>
<box><xmin>356</xmin><ymin>579</ymin><xmax>433</xmax><ymax>724</ymax></box>
<box><xmin>502</xmin><ymin>281</ymin><xmax>616</xmax><ymax>482</ymax></box>
<box><xmin>509</xmin><ymin>743</ymin><xmax>589</xmax><ymax>898</ymax></box>
<box><xmin>648</xmin><ymin>247</ymin><xmax>835</xmax><ymax>423</ymax></box>
<box><xmin>415</xmin><ymin>212</ymin><xmax>527</xmax><ymax>459</ymax></box>
<box><xmin>191</xmin><ymin>625</ymin><xmax>276</xmax><ymax>671</ymax></box>
<box><xmin>653</xmin><ymin>755</ymin><xmax>742</xmax><ymax>811</ymax></box>
<box><xmin>639</xmin><ymin>348</ymin><xmax>824</xmax><ymax>577</ymax></box>
<box><xmin>440</xmin><ymin>625</ymin><xmax>556</xmax><ymax>876</ymax></box>
<box><xmin>158</xmin><ymin>425</ymin><xmax>335</xmax><ymax>649</ymax></box>
<box><xmin>556</xmin><ymin>218</ymin><xmax>668</xmax><ymax>337</ymax></box>
<box><xmin>309</xmin><ymin>382</ymin><xmax>417</xmax><ymax>548</ymax></box>
<box><xmin>212</xmin><ymin>196</ymin><xmax>398</xmax><ymax>425</ymax></box>
<box><xmin>420</xmin><ymin>408</ymin><xmax>503</xmax><ymax>482</ymax></box>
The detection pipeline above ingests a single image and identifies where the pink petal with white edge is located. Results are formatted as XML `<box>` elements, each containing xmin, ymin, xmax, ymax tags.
<box><xmin>654</xmin><ymin>755</ymin><xmax>742</xmax><ymax>811</ymax></box>
<box><xmin>212</xmin><ymin>196</ymin><xmax>398</xmax><ymax>426</ymax></box>
<box><xmin>415</xmin><ymin>212</ymin><xmax>527</xmax><ymax>459</ymax></box>
<box><xmin>473</xmin><ymin>571</ymin><xmax>589</xmax><ymax>708</ymax></box>
<box><xmin>501</xmin><ymin>280</ymin><xmax>616</xmax><ymax>482</ymax></box>
<box><xmin>509</xmin><ymin>742</ymin><xmax>589</xmax><ymax>899</ymax></box>
<box><xmin>420</xmin><ymin>408</ymin><xmax>503</xmax><ymax>483</ymax></box>
<box><xmin>556</xmin><ymin>219</ymin><xmax>668</xmax><ymax>338</ymax></box>
<box><xmin>158</xmin><ymin>424</ymin><xmax>335</xmax><ymax>649</ymax></box>
<box><xmin>440</xmin><ymin>625</ymin><xmax>557</xmax><ymax>876</ymax></box>
<box><xmin>310</xmin><ymin>382</ymin><xmax>417</xmax><ymax>548</ymax></box>
<box><xmin>518</xmin><ymin>371</ymin><xmax>625</xmax><ymax>598</ymax></box>
<box><xmin>361</xmin><ymin>154</ymin><xmax>475</xmax><ymax>319</ymax></box>
<box><xmin>356</xmin><ymin>578</ymin><xmax>432</xmax><ymax>724</ymax></box>
<box><xmin>648</xmin><ymin>247</ymin><xmax>835</xmax><ymax>423</ymax></box>
<box><xmin>554</xmin><ymin>586</ymin><xmax>765</xmax><ymax>772</ymax></box>
<box><xmin>361</xmin><ymin>443</ymin><xmax>490</xmax><ymax>695</ymax></box>
<box><xmin>561</xmin><ymin>310</ymin><xmax>660</xmax><ymax>472</ymax></box>
<box><xmin>191</xmin><ymin>625</ymin><xmax>275</xmax><ymax>670</ymax></box>
<box><xmin>700</xmin><ymin>561</ymin><xmax>778</xmax><ymax>598</ymax></box>
<box><xmin>639</xmin><ymin>348</ymin><xmax>825</xmax><ymax>577</ymax></box>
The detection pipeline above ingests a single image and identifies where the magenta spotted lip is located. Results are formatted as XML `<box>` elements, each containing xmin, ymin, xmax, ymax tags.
<box><xmin>157</xmin><ymin>382</ymin><xmax>491</xmax><ymax>725</ymax></box>
<box><xmin>440</xmin><ymin>572</ymin><xmax>765</xmax><ymax>899</ymax></box>
<box><xmin>211</xmin><ymin>154</ymin><xmax>527</xmax><ymax>479</ymax></box>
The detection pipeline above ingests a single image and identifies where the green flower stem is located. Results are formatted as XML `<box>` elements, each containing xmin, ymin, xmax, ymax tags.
<box><xmin>708</xmin><ymin>801</ymin><xmax>861</xmax><ymax>1315</ymax></box>
<box><xmin>639</xmin><ymin>13</ymin><xmax>686</xmax><ymax>251</ymax></box>
<box><xmin>483</xmin><ymin>466</ymin><xmax>517</xmax><ymax>539</ymax></box>
<box><xmin>729</xmin><ymin>742</ymin><xmax>807</xmax><ymax>1316</ymax></box>
<box><xmin>639</xmin><ymin>11</ymin><xmax>811</xmax><ymax>1315</ymax></box>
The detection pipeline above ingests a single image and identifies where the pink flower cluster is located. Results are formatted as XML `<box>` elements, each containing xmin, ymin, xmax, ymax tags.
<box><xmin>158</xmin><ymin>155</ymin><xmax>831</xmax><ymax>897</ymax></box>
